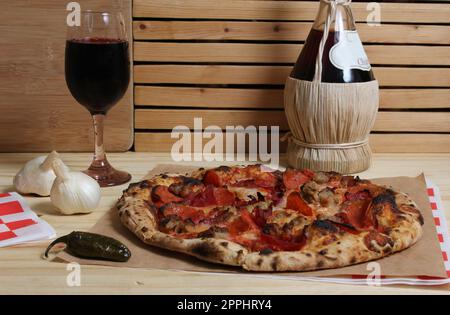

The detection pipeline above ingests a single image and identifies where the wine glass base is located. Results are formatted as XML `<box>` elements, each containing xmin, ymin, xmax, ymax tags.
<box><xmin>83</xmin><ymin>163</ymin><xmax>131</xmax><ymax>187</ymax></box>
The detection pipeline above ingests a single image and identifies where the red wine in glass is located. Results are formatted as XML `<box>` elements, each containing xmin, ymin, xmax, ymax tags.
<box><xmin>66</xmin><ymin>38</ymin><xmax>130</xmax><ymax>115</ymax></box>
<box><xmin>65</xmin><ymin>11</ymin><xmax>131</xmax><ymax>187</ymax></box>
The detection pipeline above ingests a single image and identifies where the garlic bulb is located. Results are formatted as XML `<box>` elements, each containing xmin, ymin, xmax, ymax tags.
<box><xmin>50</xmin><ymin>159</ymin><xmax>101</xmax><ymax>215</ymax></box>
<box><xmin>14</xmin><ymin>151</ymin><xmax>62</xmax><ymax>196</ymax></box>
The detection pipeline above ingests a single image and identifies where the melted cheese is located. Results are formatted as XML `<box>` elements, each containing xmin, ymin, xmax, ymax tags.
<box><xmin>267</xmin><ymin>209</ymin><xmax>300</xmax><ymax>226</ymax></box>
<box><xmin>228</xmin><ymin>186</ymin><xmax>269</xmax><ymax>202</ymax></box>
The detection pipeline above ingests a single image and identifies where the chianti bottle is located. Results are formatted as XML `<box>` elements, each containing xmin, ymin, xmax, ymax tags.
<box><xmin>284</xmin><ymin>0</ymin><xmax>379</xmax><ymax>174</ymax></box>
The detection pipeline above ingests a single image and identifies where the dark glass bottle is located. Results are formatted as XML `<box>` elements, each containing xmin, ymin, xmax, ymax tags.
<box><xmin>291</xmin><ymin>1</ymin><xmax>375</xmax><ymax>83</ymax></box>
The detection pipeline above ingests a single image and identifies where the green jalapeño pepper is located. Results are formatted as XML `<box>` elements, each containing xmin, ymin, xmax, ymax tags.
<box><xmin>45</xmin><ymin>231</ymin><xmax>131</xmax><ymax>262</ymax></box>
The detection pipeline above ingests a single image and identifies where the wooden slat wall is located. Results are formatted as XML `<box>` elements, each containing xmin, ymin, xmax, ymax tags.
<box><xmin>132</xmin><ymin>0</ymin><xmax>450</xmax><ymax>153</ymax></box>
<box><xmin>0</xmin><ymin>0</ymin><xmax>134</xmax><ymax>152</ymax></box>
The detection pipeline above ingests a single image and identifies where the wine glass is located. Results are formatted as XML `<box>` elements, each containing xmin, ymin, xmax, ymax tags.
<box><xmin>65</xmin><ymin>10</ymin><xmax>131</xmax><ymax>187</ymax></box>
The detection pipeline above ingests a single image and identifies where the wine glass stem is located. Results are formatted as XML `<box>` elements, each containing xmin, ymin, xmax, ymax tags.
<box><xmin>84</xmin><ymin>113</ymin><xmax>131</xmax><ymax>186</ymax></box>
<box><xmin>92</xmin><ymin>114</ymin><xmax>107</xmax><ymax>164</ymax></box>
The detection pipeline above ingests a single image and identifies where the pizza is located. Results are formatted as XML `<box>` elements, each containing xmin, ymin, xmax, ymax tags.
<box><xmin>117</xmin><ymin>165</ymin><xmax>424</xmax><ymax>272</ymax></box>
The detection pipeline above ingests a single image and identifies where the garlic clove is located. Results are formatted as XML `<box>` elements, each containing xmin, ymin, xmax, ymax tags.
<box><xmin>50</xmin><ymin>159</ymin><xmax>101</xmax><ymax>215</ymax></box>
<box><xmin>13</xmin><ymin>151</ymin><xmax>63</xmax><ymax>196</ymax></box>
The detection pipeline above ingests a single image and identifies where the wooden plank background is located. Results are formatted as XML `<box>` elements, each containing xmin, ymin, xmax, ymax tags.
<box><xmin>2</xmin><ymin>1</ymin><xmax>448</xmax><ymax>153</ymax></box>
<box><xmin>0</xmin><ymin>0</ymin><xmax>133</xmax><ymax>152</ymax></box>
<box><xmin>133</xmin><ymin>0</ymin><xmax>450</xmax><ymax>153</ymax></box>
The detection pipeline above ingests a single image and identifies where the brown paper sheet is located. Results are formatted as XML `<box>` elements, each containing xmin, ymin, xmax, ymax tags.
<box><xmin>58</xmin><ymin>164</ymin><xmax>447</xmax><ymax>279</ymax></box>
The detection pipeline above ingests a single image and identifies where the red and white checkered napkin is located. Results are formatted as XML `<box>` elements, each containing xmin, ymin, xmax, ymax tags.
<box><xmin>0</xmin><ymin>192</ymin><xmax>55</xmax><ymax>247</ymax></box>
<box><xmin>293</xmin><ymin>178</ymin><xmax>450</xmax><ymax>286</ymax></box>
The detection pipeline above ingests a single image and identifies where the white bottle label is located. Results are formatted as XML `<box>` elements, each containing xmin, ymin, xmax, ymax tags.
<box><xmin>329</xmin><ymin>30</ymin><xmax>371</xmax><ymax>71</ymax></box>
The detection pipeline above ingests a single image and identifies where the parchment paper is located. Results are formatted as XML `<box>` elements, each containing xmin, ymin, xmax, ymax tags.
<box><xmin>58</xmin><ymin>164</ymin><xmax>447</xmax><ymax>278</ymax></box>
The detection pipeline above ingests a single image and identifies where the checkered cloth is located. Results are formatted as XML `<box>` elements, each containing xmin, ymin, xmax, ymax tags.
<box><xmin>0</xmin><ymin>192</ymin><xmax>55</xmax><ymax>247</ymax></box>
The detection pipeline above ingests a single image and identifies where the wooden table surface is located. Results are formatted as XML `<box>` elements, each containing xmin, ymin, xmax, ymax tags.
<box><xmin>1</xmin><ymin>152</ymin><xmax>449</xmax><ymax>295</ymax></box>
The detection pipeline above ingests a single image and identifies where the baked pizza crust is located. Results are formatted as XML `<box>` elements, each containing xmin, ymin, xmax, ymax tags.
<box><xmin>117</xmin><ymin>169</ymin><xmax>424</xmax><ymax>272</ymax></box>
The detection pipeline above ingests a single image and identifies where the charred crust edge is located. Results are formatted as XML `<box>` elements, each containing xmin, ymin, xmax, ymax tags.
<box><xmin>191</xmin><ymin>242</ymin><xmax>222</xmax><ymax>260</ymax></box>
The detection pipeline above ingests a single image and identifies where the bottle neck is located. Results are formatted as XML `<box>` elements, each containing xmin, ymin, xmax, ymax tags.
<box><xmin>312</xmin><ymin>0</ymin><xmax>356</xmax><ymax>32</ymax></box>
